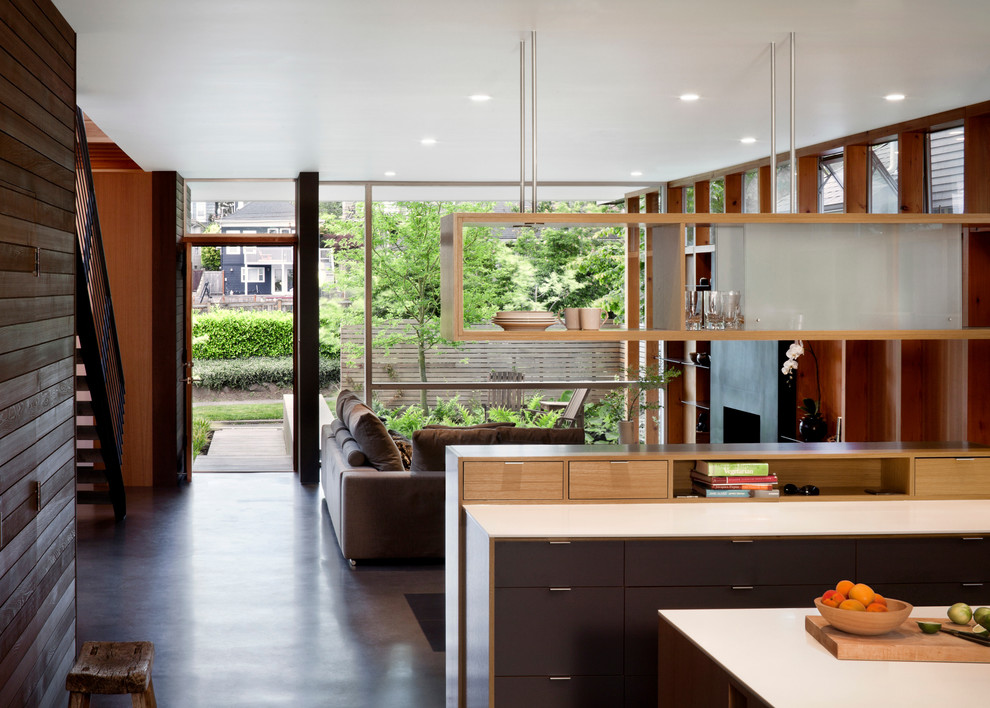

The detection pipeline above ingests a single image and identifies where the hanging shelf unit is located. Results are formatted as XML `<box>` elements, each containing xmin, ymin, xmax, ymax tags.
<box><xmin>440</xmin><ymin>212</ymin><xmax>990</xmax><ymax>342</ymax></box>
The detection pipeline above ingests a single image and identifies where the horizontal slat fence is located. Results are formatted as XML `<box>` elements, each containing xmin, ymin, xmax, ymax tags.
<box><xmin>341</xmin><ymin>324</ymin><xmax>624</xmax><ymax>409</ymax></box>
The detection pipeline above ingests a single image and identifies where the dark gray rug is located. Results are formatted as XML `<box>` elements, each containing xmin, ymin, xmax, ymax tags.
<box><xmin>405</xmin><ymin>593</ymin><xmax>445</xmax><ymax>652</ymax></box>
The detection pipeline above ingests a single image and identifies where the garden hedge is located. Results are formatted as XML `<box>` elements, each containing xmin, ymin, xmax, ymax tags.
<box><xmin>193</xmin><ymin>357</ymin><xmax>340</xmax><ymax>390</ymax></box>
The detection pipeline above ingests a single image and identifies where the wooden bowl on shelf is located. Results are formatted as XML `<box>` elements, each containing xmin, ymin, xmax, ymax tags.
<box><xmin>814</xmin><ymin>597</ymin><xmax>913</xmax><ymax>635</ymax></box>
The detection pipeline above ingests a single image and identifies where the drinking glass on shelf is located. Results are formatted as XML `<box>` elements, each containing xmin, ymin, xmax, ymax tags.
<box><xmin>704</xmin><ymin>290</ymin><xmax>724</xmax><ymax>330</ymax></box>
<box><xmin>720</xmin><ymin>290</ymin><xmax>741</xmax><ymax>329</ymax></box>
<box><xmin>685</xmin><ymin>289</ymin><xmax>702</xmax><ymax>330</ymax></box>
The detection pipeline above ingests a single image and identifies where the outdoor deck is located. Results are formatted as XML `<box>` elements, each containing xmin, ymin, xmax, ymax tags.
<box><xmin>192</xmin><ymin>423</ymin><xmax>294</xmax><ymax>472</ymax></box>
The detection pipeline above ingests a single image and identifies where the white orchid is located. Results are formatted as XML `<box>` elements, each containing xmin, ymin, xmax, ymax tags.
<box><xmin>782</xmin><ymin>339</ymin><xmax>804</xmax><ymax>377</ymax></box>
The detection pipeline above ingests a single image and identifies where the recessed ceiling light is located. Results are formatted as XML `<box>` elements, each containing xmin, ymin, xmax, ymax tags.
<box><xmin>884</xmin><ymin>93</ymin><xmax>906</xmax><ymax>102</ymax></box>
<box><xmin>384</xmin><ymin>171</ymin><xmax>396</xmax><ymax>177</ymax></box>
<box><xmin>421</xmin><ymin>138</ymin><xmax>437</xmax><ymax>146</ymax></box>
<box><xmin>680</xmin><ymin>93</ymin><xmax>700</xmax><ymax>102</ymax></box>
<box><xmin>469</xmin><ymin>94</ymin><xmax>492</xmax><ymax>102</ymax></box>
<box><xmin>740</xmin><ymin>137</ymin><xmax>757</xmax><ymax>144</ymax></box>
<box><xmin>630</xmin><ymin>171</ymin><xmax>643</xmax><ymax>177</ymax></box>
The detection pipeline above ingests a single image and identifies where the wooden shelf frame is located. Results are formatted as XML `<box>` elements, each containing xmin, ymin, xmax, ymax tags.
<box><xmin>440</xmin><ymin>212</ymin><xmax>990</xmax><ymax>342</ymax></box>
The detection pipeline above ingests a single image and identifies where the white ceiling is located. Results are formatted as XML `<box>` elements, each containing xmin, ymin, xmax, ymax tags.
<box><xmin>56</xmin><ymin>0</ymin><xmax>990</xmax><ymax>198</ymax></box>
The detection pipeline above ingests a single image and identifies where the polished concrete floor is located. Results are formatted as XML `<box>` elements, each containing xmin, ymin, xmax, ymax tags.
<box><xmin>75</xmin><ymin>473</ymin><xmax>445</xmax><ymax>707</ymax></box>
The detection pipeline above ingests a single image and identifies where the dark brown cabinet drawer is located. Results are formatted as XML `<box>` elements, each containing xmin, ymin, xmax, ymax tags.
<box><xmin>857</xmin><ymin>536</ymin><xmax>990</xmax><ymax>583</ymax></box>
<box><xmin>494</xmin><ymin>676</ymin><xmax>623</xmax><ymax>708</ymax></box>
<box><xmin>625</xmin><ymin>538</ymin><xmax>855</xmax><ymax>587</ymax></box>
<box><xmin>494</xmin><ymin>587</ymin><xmax>623</xmax><ymax>676</ymax></box>
<box><xmin>624</xmin><ymin>585</ymin><xmax>826</xmax><ymax>677</ymax></box>
<box><xmin>869</xmin><ymin>582</ymin><xmax>990</xmax><ymax>606</ymax></box>
<box><xmin>494</xmin><ymin>540</ymin><xmax>623</xmax><ymax>587</ymax></box>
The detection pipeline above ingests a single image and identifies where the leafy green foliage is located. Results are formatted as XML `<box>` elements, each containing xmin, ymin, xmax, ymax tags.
<box><xmin>374</xmin><ymin>394</ymin><xmax>561</xmax><ymax>439</ymax></box>
<box><xmin>597</xmin><ymin>364</ymin><xmax>682</xmax><ymax>422</ymax></box>
<box><xmin>191</xmin><ymin>417</ymin><xmax>212</xmax><ymax>459</ymax></box>
<box><xmin>200</xmin><ymin>246</ymin><xmax>222</xmax><ymax>271</ymax></box>
<box><xmin>192</xmin><ymin>309</ymin><xmax>294</xmax><ymax>359</ymax></box>
<box><xmin>193</xmin><ymin>357</ymin><xmax>339</xmax><ymax>390</ymax></box>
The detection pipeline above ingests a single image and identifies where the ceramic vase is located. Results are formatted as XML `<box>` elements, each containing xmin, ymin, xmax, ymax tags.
<box><xmin>618</xmin><ymin>420</ymin><xmax>638</xmax><ymax>444</ymax></box>
<box><xmin>799</xmin><ymin>414</ymin><xmax>828</xmax><ymax>442</ymax></box>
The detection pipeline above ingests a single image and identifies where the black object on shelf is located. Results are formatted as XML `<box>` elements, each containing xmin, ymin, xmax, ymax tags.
<box><xmin>697</xmin><ymin>277</ymin><xmax>710</xmax><ymax>291</ymax></box>
<box><xmin>696</xmin><ymin>410</ymin><xmax>709</xmax><ymax>433</ymax></box>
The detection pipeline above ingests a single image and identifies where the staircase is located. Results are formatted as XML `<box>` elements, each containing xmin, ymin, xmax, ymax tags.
<box><xmin>75</xmin><ymin>107</ymin><xmax>127</xmax><ymax>521</ymax></box>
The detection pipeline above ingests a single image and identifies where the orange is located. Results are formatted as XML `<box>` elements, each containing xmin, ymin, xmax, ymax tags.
<box><xmin>821</xmin><ymin>590</ymin><xmax>846</xmax><ymax>608</ymax></box>
<box><xmin>847</xmin><ymin>583</ymin><xmax>875</xmax><ymax>607</ymax></box>
<box><xmin>866</xmin><ymin>602</ymin><xmax>888</xmax><ymax>612</ymax></box>
<box><xmin>872</xmin><ymin>594</ymin><xmax>887</xmax><ymax>607</ymax></box>
<box><xmin>839</xmin><ymin>599</ymin><xmax>867</xmax><ymax>611</ymax></box>
<box><xmin>835</xmin><ymin>580</ymin><xmax>854</xmax><ymax>596</ymax></box>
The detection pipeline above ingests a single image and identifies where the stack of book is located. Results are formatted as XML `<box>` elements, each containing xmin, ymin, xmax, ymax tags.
<box><xmin>691</xmin><ymin>461</ymin><xmax>778</xmax><ymax>498</ymax></box>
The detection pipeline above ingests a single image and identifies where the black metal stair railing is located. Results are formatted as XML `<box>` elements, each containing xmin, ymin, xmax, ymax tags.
<box><xmin>74</xmin><ymin>106</ymin><xmax>127</xmax><ymax>521</ymax></box>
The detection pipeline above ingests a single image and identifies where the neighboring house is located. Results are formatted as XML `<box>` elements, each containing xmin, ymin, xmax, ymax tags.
<box><xmin>215</xmin><ymin>201</ymin><xmax>296</xmax><ymax>295</ymax></box>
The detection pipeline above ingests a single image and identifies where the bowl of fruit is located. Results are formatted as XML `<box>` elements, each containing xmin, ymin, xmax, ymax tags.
<box><xmin>814</xmin><ymin>580</ymin><xmax>913</xmax><ymax>636</ymax></box>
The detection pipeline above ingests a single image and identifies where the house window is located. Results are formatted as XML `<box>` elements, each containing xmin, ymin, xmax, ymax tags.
<box><xmin>226</xmin><ymin>246</ymin><xmax>241</xmax><ymax>254</ymax></box>
<box><xmin>870</xmin><ymin>140</ymin><xmax>898</xmax><ymax>214</ymax></box>
<box><xmin>241</xmin><ymin>267</ymin><xmax>265</xmax><ymax>283</ymax></box>
<box><xmin>929</xmin><ymin>127</ymin><xmax>964</xmax><ymax>213</ymax></box>
<box><xmin>743</xmin><ymin>169</ymin><xmax>759</xmax><ymax>213</ymax></box>
<box><xmin>819</xmin><ymin>153</ymin><xmax>844</xmax><ymax>213</ymax></box>
<box><xmin>242</xmin><ymin>246</ymin><xmax>257</xmax><ymax>254</ymax></box>
<box><xmin>268</xmin><ymin>228</ymin><xmax>279</xmax><ymax>233</ymax></box>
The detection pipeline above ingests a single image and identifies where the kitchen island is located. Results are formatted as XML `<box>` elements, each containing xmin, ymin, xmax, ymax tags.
<box><xmin>658</xmin><ymin>605</ymin><xmax>990</xmax><ymax>707</ymax></box>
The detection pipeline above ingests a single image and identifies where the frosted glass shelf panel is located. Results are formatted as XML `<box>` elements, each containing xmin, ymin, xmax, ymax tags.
<box><xmin>714</xmin><ymin>222</ymin><xmax>963</xmax><ymax>331</ymax></box>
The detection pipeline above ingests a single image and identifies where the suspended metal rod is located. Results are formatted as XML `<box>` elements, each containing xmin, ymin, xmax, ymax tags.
<box><xmin>520</xmin><ymin>39</ymin><xmax>526</xmax><ymax>213</ymax></box>
<box><xmin>770</xmin><ymin>41</ymin><xmax>776</xmax><ymax>213</ymax></box>
<box><xmin>531</xmin><ymin>30</ymin><xmax>538</xmax><ymax>211</ymax></box>
<box><xmin>790</xmin><ymin>32</ymin><xmax>797</xmax><ymax>214</ymax></box>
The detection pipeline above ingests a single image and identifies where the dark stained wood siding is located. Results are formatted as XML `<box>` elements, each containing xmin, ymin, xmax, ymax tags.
<box><xmin>0</xmin><ymin>0</ymin><xmax>77</xmax><ymax>705</ymax></box>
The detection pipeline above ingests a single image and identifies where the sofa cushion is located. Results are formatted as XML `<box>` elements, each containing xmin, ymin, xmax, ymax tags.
<box><xmin>388</xmin><ymin>430</ymin><xmax>413</xmax><ymax>470</ymax></box>
<box><xmin>422</xmin><ymin>422</ymin><xmax>515</xmax><ymax>429</ymax></box>
<box><xmin>496</xmin><ymin>426</ymin><xmax>585</xmax><ymax>445</ymax></box>
<box><xmin>334</xmin><ymin>426</ymin><xmax>368</xmax><ymax>467</ymax></box>
<box><xmin>410</xmin><ymin>427</ymin><xmax>499</xmax><ymax>472</ymax></box>
<box><xmin>335</xmin><ymin>389</ymin><xmax>360</xmax><ymax>421</ymax></box>
<box><xmin>345</xmin><ymin>401</ymin><xmax>404</xmax><ymax>471</ymax></box>
<box><xmin>330</xmin><ymin>418</ymin><xmax>348</xmax><ymax>435</ymax></box>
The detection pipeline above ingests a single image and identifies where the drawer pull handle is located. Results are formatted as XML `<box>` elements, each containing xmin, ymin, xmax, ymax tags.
<box><xmin>955</xmin><ymin>457</ymin><xmax>976</xmax><ymax>461</ymax></box>
<box><xmin>548</xmin><ymin>541</ymin><xmax>571</xmax><ymax>545</ymax></box>
<box><xmin>549</xmin><ymin>587</ymin><xmax>572</xmax><ymax>592</ymax></box>
<box><xmin>549</xmin><ymin>677</ymin><xmax>572</xmax><ymax>681</ymax></box>
<box><xmin>504</xmin><ymin>462</ymin><xmax>524</xmax><ymax>465</ymax></box>
<box><xmin>731</xmin><ymin>539</ymin><xmax>754</xmax><ymax>544</ymax></box>
<box><xmin>732</xmin><ymin>586</ymin><xmax>754</xmax><ymax>591</ymax></box>
<box><xmin>962</xmin><ymin>583</ymin><xmax>984</xmax><ymax>587</ymax></box>
<box><xmin>962</xmin><ymin>537</ymin><xmax>984</xmax><ymax>542</ymax></box>
<box><xmin>610</xmin><ymin>461</ymin><xmax>629</xmax><ymax>464</ymax></box>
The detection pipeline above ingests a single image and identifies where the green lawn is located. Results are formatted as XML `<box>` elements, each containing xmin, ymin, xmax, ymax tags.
<box><xmin>193</xmin><ymin>402</ymin><xmax>284</xmax><ymax>422</ymax></box>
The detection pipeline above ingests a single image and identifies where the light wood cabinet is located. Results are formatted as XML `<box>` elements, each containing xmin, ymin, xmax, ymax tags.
<box><xmin>568</xmin><ymin>460</ymin><xmax>667</xmax><ymax>500</ymax></box>
<box><xmin>914</xmin><ymin>456</ymin><xmax>990</xmax><ymax>496</ymax></box>
<box><xmin>462</xmin><ymin>461</ymin><xmax>563</xmax><ymax>500</ymax></box>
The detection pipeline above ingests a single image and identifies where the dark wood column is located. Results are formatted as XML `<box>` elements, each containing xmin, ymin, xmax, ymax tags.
<box><xmin>294</xmin><ymin>172</ymin><xmax>320</xmax><ymax>484</ymax></box>
<box><xmin>644</xmin><ymin>190</ymin><xmax>661</xmax><ymax>443</ymax></box>
<box><xmin>898</xmin><ymin>130</ymin><xmax>926</xmax><ymax>213</ymax></box>
<box><xmin>665</xmin><ymin>188</ymin><xmax>686</xmax><ymax>444</ymax></box>
<box><xmin>797</xmin><ymin>156</ymin><xmax>818</xmax><ymax>213</ymax></box>
<box><xmin>843</xmin><ymin>145</ymin><xmax>869</xmax><ymax>213</ymax></box>
<box><xmin>758</xmin><ymin>166</ymin><xmax>772</xmax><ymax>213</ymax></box>
<box><xmin>724</xmin><ymin>173</ymin><xmax>743</xmax><ymax>213</ymax></box>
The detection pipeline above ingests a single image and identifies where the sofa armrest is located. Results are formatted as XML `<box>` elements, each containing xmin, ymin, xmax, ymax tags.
<box><xmin>336</xmin><ymin>469</ymin><xmax>445</xmax><ymax>560</ymax></box>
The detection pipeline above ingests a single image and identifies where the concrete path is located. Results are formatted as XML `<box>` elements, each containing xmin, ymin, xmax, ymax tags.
<box><xmin>193</xmin><ymin>424</ymin><xmax>293</xmax><ymax>473</ymax></box>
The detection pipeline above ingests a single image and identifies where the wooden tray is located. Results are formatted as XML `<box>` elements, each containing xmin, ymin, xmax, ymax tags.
<box><xmin>805</xmin><ymin>615</ymin><xmax>990</xmax><ymax>663</ymax></box>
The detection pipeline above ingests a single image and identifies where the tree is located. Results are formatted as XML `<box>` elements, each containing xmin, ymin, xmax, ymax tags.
<box><xmin>333</xmin><ymin>201</ymin><xmax>504</xmax><ymax>410</ymax></box>
<box><xmin>201</xmin><ymin>246</ymin><xmax>221</xmax><ymax>271</ymax></box>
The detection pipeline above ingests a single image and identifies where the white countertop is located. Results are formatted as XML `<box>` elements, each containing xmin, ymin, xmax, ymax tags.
<box><xmin>660</xmin><ymin>606</ymin><xmax>990</xmax><ymax>707</ymax></box>
<box><xmin>464</xmin><ymin>499</ymin><xmax>990</xmax><ymax>538</ymax></box>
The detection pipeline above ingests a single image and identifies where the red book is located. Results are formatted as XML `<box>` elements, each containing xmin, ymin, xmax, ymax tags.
<box><xmin>691</xmin><ymin>471</ymin><xmax>778</xmax><ymax>486</ymax></box>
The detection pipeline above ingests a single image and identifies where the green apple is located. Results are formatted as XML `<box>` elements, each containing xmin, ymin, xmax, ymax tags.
<box><xmin>947</xmin><ymin>602</ymin><xmax>973</xmax><ymax>625</ymax></box>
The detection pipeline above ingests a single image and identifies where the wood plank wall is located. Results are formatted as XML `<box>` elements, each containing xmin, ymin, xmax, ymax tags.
<box><xmin>0</xmin><ymin>1</ymin><xmax>78</xmax><ymax>705</ymax></box>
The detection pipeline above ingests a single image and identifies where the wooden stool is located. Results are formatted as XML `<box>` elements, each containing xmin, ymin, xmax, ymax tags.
<box><xmin>66</xmin><ymin>641</ymin><xmax>157</xmax><ymax>707</ymax></box>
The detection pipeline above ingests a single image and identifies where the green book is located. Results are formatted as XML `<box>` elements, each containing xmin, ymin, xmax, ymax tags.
<box><xmin>696</xmin><ymin>460</ymin><xmax>770</xmax><ymax>477</ymax></box>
